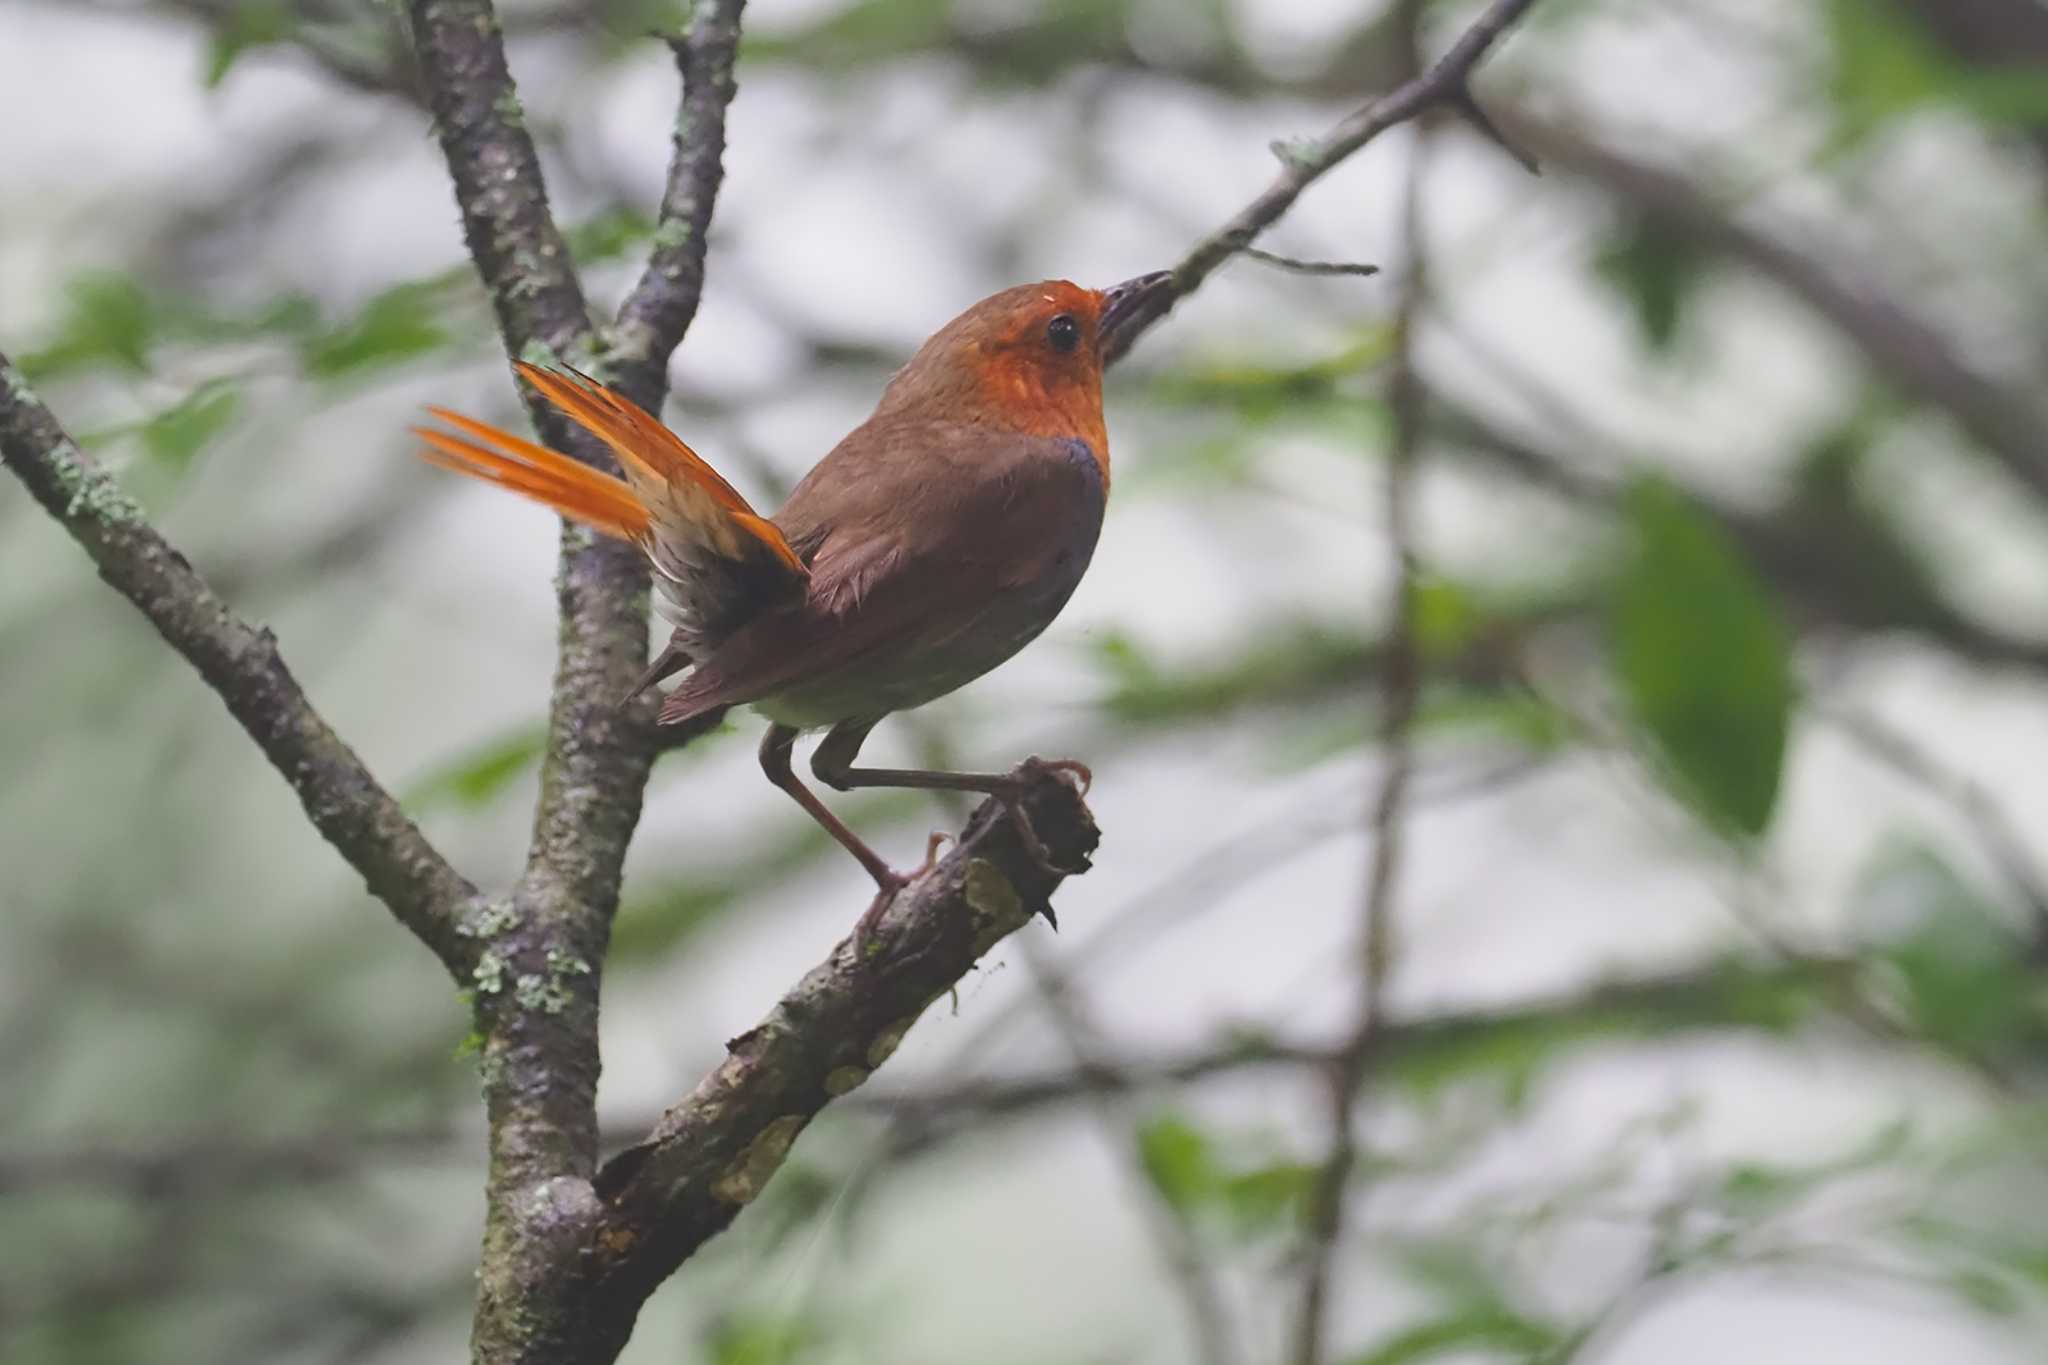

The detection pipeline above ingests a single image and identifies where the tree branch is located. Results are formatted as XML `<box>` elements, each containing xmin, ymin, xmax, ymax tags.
<box><xmin>580</xmin><ymin>769</ymin><xmax>1098</xmax><ymax>1360</ymax></box>
<box><xmin>1498</xmin><ymin>111</ymin><xmax>2048</xmax><ymax>505</ymax></box>
<box><xmin>609</xmin><ymin>0</ymin><xmax>747</xmax><ymax>397</ymax></box>
<box><xmin>1291</xmin><ymin>15</ymin><xmax>1433</xmax><ymax>1349</ymax></box>
<box><xmin>1103</xmin><ymin>0</ymin><xmax>1545</xmax><ymax>365</ymax></box>
<box><xmin>1028</xmin><ymin>944</ymin><xmax>1244</xmax><ymax>1365</ymax></box>
<box><xmin>0</xmin><ymin>355</ymin><xmax>481</xmax><ymax>978</ymax></box>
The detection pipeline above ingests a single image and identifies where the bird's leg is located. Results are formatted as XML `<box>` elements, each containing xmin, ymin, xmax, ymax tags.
<box><xmin>759</xmin><ymin>724</ymin><xmax>941</xmax><ymax>942</ymax></box>
<box><xmin>620</xmin><ymin>633</ymin><xmax>693</xmax><ymax>707</ymax></box>
<box><xmin>811</xmin><ymin>721</ymin><xmax>1089</xmax><ymax>877</ymax></box>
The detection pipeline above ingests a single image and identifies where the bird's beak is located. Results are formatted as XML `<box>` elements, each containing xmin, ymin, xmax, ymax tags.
<box><xmin>1097</xmin><ymin>270</ymin><xmax>1176</xmax><ymax>363</ymax></box>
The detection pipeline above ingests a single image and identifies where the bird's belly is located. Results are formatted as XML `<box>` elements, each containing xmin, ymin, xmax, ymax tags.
<box><xmin>741</xmin><ymin>434</ymin><xmax>1107</xmax><ymax>731</ymax></box>
<box><xmin>752</xmin><ymin>575</ymin><xmax>1085</xmax><ymax>730</ymax></box>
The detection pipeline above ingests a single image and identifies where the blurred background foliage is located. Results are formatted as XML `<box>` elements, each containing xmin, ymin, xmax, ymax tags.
<box><xmin>5</xmin><ymin>0</ymin><xmax>2048</xmax><ymax>1362</ymax></box>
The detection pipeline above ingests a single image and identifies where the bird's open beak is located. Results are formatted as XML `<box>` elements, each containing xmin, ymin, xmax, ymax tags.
<box><xmin>1097</xmin><ymin>270</ymin><xmax>1176</xmax><ymax>363</ymax></box>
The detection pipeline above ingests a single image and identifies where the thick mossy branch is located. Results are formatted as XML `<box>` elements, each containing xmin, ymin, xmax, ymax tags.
<box><xmin>0</xmin><ymin>354</ymin><xmax>482</xmax><ymax>976</ymax></box>
<box><xmin>581</xmin><ymin>766</ymin><xmax>1098</xmax><ymax>1353</ymax></box>
<box><xmin>407</xmin><ymin>0</ymin><xmax>593</xmax><ymax>365</ymax></box>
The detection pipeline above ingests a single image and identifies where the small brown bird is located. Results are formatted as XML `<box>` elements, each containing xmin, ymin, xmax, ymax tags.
<box><xmin>415</xmin><ymin>273</ymin><xmax>1170</xmax><ymax>932</ymax></box>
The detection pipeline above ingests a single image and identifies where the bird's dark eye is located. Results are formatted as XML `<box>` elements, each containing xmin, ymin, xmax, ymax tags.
<box><xmin>1045</xmin><ymin>313</ymin><xmax>1081</xmax><ymax>353</ymax></box>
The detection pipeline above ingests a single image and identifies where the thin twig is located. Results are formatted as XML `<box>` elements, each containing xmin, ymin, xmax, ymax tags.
<box><xmin>1827</xmin><ymin>707</ymin><xmax>2048</xmax><ymax>929</ymax></box>
<box><xmin>610</xmin><ymin>0</ymin><xmax>747</xmax><ymax>396</ymax></box>
<box><xmin>1103</xmin><ymin>0</ymin><xmax>1546</xmax><ymax>364</ymax></box>
<box><xmin>1241</xmin><ymin>247</ymin><xmax>1381</xmax><ymax>277</ymax></box>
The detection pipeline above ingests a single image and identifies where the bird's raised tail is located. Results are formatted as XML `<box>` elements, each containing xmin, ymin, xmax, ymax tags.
<box><xmin>412</xmin><ymin>364</ymin><xmax>808</xmax><ymax>652</ymax></box>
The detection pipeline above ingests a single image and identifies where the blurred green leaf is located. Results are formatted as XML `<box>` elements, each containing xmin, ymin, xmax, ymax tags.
<box><xmin>139</xmin><ymin>381</ymin><xmax>241</xmax><ymax>472</ymax></box>
<box><xmin>1135</xmin><ymin>1116</ymin><xmax>1319</xmax><ymax>1239</ymax></box>
<box><xmin>1594</xmin><ymin>218</ymin><xmax>1707</xmax><ymax>353</ymax></box>
<box><xmin>1219</xmin><ymin>1159</ymin><xmax>1318</xmax><ymax>1235</ymax></box>
<box><xmin>1415</xmin><ymin>691</ymin><xmax>1573</xmax><ymax>752</ymax></box>
<box><xmin>1956</xmin><ymin>67</ymin><xmax>2048</xmax><ymax>126</ymax></box>
<box><xmin>1828</xmin><ymin>0</ymin><xmax>1952</xmax><ymax>138</ymax></box>
<box><xmin>1717</xmin><ymin>1118</ymin><xmax>1912</xmax><ymax>1212</ymax></box>
<box><xmin>746</xmin><ymin>0</ymin><xmax>1141</xmax><ymax>84</ymax></box>
<box><xmin>1900</xmin><ymin>1212</ymin><xmax>2048</xmax><ymax>1317</ymax></box>
<box><xmin>1092</xmin><ymin>622</ymin><xmax>1370</xmax><ymax>726</ymax></box>
<box><xmin>1351</xmin><ymin>1242</ymin><xmax>1562</xmax><ymax>1364</ymax></box>
<box><xmin>1855</xmin><ymin>846</ymin><xmax>2038</xmax><ymax>1058</ymax></box>
<box><xmin>706</xmin><ymin>1311</ymin><xmax>819</xmax><ymax>1365</ymax></box>
<box><xmin>1410</xmin><ymin>576</ymin><xmax>1483</xmax><ymax>661</ymax></box>
<box><xmin>1823</xmin><ymin>0</ymin><xmax>2048</xmax><ymax>141</ymax></box>
<box><xmin>1387</xmin><ymin>957</ymin><xmax>1826</xmax><ymax>1101</ymax></box>
<box><xmin>1149</xmin><ymin>331</ymin><xmax>1391</xmax><ymax>420</ymax></box>
<box><xmin>302</xmin><ymin>281</ymin><xmax>454</xmax><ymax>377</ymax></box>
<box><xmin>22</xmin><ymin>272</ymin><xmax>158</xmax><ymax>378</ymax></box>
<box><xmin>1136</xmin><ymin>1113</ymin><xmax>1219</xmax><ymax>1215</ymax></box>
<box><xmin>612</xmin><ymin>788</ymin><xmax>925</xmax><ymax>963</ymax></box>
<box><xmin>1947</xmin><ymin>1267</ymin><xmax>2026</xmax><ymax>1316</ymax></box>
<box><xmin>202</xmin><ymin>1</ymin><xmax>295</xmax><ymax>89</ymax></box>
<box><xmin>610</xmin><ymin>880</ymin><xmax>740</xmax><ymax>963</ymax></box>
<box><xmin>1786</xmin><ymin>417</ymin><xmax>1949</xmax><ymax>632</ymax></box>
<box><xmin>1612</xmin><ymin>479</ymin><xmax>1794</xmax><ymax>838</ymax></box>
<box><xmin>405</xmin><ymin>725</ymin><xmax>547</xmax><ymax>810</ymax></box>
<box><xmin>1344</xmin><ymin>1307</ymin><xmax>1559</xmax><ymax>1365</ymax></box>
<box><xmin>564</xmin><ymin>205</ymin><xmax>656</xmax><ymax>265</ymax></box>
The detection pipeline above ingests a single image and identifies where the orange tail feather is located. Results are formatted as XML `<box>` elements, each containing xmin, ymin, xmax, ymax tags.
<box><xmin>411</xmin><ymin>415</ymin><xmax>650</xmax><ymax>543</ymax></box>
<box><xmin>511</xmin><ymin>364</ymin><xmax>803</xmax><ymax>575</ymax></box>
<box><xmin>413</xmin><ymin>365</ymin><xmax>808</xmax><ymax>637</ymax></box>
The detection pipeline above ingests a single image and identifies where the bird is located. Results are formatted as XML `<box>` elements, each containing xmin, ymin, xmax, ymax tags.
<box><xmin>412</xmin><ymin>272</ymin><xmax>1172</xmax><ymax>935</ymax></box>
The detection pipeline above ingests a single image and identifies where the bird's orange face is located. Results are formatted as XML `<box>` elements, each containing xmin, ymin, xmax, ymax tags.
<box><xmin>874</xmin><ymin>273</ymin><xmax>1172</xmax><ymax>486</ymax></box>
<box><xmin>969</xmin><ymin>281</ymin><xmax>1113</xmax><ymax>456</ymax></box>
<box><xmin>878</xmin><ymin>280</ymin><xmax>1109</xmax><ymax>463</ymax></box>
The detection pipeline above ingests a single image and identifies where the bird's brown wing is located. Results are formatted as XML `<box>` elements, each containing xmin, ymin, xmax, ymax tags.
<box><xmin>658</xmin><ymin>421</ymin><xmax>1107</xmax><ymax>727</ymax></box>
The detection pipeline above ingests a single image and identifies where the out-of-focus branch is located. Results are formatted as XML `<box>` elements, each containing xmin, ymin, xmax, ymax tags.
<box><xmin>609</xmin><ymin>0</ymin><xmax>746</xmax><ymax>397</ymax></box>
<box><xmin>0</xmin><ymin>354</ymin><xmax>482</xmax><ymax>978</ymax></box>
<box><xmin>1291</xmin><ymin>19</ymin><xmax>1432</xmax><ymax>1351</ymax></box>
<box><xmin>0</xmin><ymin>1131</ymin><xmax>463</xmax><ymax>1194</ymax></box>
<box><xmin>0</xmin><ymin>951</ymin><xmax>1870</xmax><ymax>1202</ymax></box>
<box><xmin>855</xmin><ymin>952</ymin><xmax>1862</xmax><ymax>1162</ymax></box>
<box><xmin>1433</xmin><ymin>393</ymin><xmax>2048</xmax><ymax>675</ymax></box>
<box><xmin>1022</xmin><ymin>945</ymin><xmax>1242</xmax><ymax>1365</ymax></box>
<box><xmin>1896</xmin><ymin>0</ymin><xmax>2048</xmax><ymax>161</ymax></box>
<box><xmin>1499</xmin><ymin>111</ymin><xmax>2048</xmax><ymax>504</ymax></box>
<box><xmin>581</xmin><ymin>773</ymin><xmax>1097</xmax><ymax>1362</ymax></box>
<box><xmin>1103</xmin><ymin>0</ymin><xmax>1545</xmax><ymax>364</ymax></box>
<box><xmin>55</xmin><ymin>0</ymin><xmax>424</xmax><ymax>100</ymax></box>
<box><xmin>1829</xmin><ymin>707</ymin><xmax>2048</xmax><ymax>928</ymax></box>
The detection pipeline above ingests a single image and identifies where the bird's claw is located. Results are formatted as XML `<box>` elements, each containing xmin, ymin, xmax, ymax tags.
<box><xmin>995</xmin><ymin>790</ymin><xmax>1086</xmax><ymax>881</ymax></box>
<box><xmin>994</xmin><ymin>756</ymin><xmax>1093</xmax><ymax>879</ymax></box>
<box><xmin>1022</xmin><ymin>756</ymin><xmax>1092</xmax><ymax>796</ymax></box>
<box><xmin>852</xmin><ymin>833</ymin><xmax>954</xmax><ymax>954</ymax></box>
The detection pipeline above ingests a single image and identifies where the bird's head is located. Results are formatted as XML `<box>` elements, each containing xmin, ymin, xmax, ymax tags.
<box><xmin>874</xmin><ymin>274</ymin><xmax>1173</xmax><ymax>459</ymax></box>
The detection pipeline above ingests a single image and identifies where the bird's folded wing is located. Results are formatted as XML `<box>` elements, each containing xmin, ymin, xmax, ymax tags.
<box><xmin>660</xmin><ymin>430</ymin><xmax>1106</xmax><ymax>725</ymax></box>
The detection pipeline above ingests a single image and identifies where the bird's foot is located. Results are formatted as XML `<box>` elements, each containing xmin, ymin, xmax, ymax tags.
<box><xmin>1032</xmin><ymin>757</ymin><xmax>1092</xmax><ymax>795</ymax></box>
<box><xmin>852</xmin><ymin>832</ymin><xmax>952</xmax><ymax>954</ymax></box>
<box><xmin>992</xmin><ymin>757</ymin><xmax>1094</xmax><ymax>880</ymax></box>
